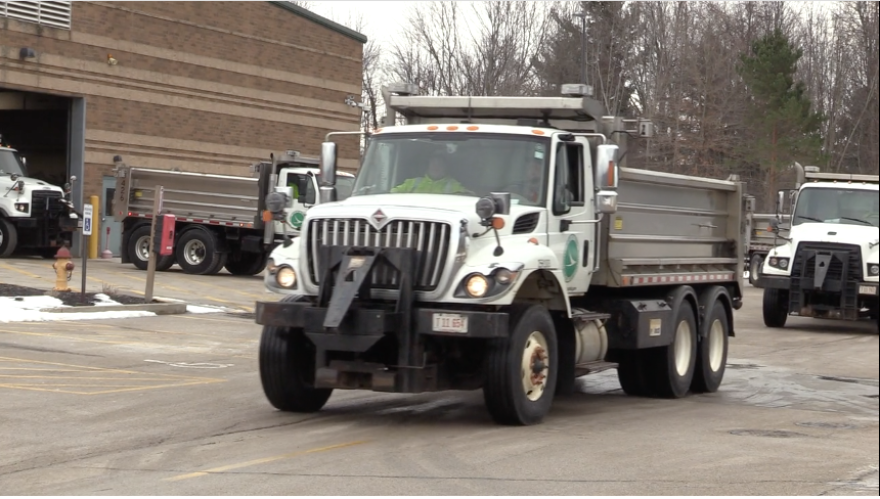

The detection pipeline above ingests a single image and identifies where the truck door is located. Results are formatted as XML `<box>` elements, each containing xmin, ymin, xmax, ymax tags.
<box><xmin>546</xmin><ymin>138</ymin><xmax>594</xmax><ymax>296</ymax></box>
<box><xmin>282</xmin><ymin>171</ymin><xmax>314</xmax><ymax>233</ymax></box>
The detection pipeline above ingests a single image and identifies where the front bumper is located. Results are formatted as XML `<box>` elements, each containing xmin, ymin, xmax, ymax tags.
<box><xmin>759</xmin><ymin>275</ymin><xmax>879</xmax><ymax>296</ymax></box>
<box><xmin>255</xmin><ymin>300</ymin><xmax>509</xmax><ymax>349</ymax></box>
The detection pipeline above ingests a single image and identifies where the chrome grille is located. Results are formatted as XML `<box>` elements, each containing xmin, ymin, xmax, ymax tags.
<box><xmin>307</xmin><ymin>218</ymin><xmax>452</xmax><ymax>291</ymax></box>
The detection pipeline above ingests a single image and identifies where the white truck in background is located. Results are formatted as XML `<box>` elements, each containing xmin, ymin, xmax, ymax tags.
<box><xmin>255</xmin><ymin>83</ymin><xmax>751</xmax><ymax>426</ymax></box>
<box><xmin>1</xmin><ymin>138</ymin><xmax>78</xmax><ymax>258</ymax></box>
<box><xmin>756</xmin><ymin>163</ymin><xmax>879</xmax><ymax>329</ymax></box>
<box><xmin>112</xmin><ymin>150</ymin><xmax>355</xmax><ymax>276</ymax></box>
<box><xmin>747</xmin><ymin>212</ymin><xmax>790</xmax><ymax>285</ymax></box>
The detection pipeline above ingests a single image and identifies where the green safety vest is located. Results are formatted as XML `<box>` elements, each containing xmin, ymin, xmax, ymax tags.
<box><xmin>391</xmin><ymin>176</ymin><xmax>468</xmax><ymax>194</ymax></box>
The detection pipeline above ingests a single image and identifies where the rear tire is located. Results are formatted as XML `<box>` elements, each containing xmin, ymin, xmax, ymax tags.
<box><xmin>225</xmin><ymin>252</ymin><xmax>268</xmax><ymax>275</ymax></box>
<box><xmin>483</xmin><ymin>305</ymin><xmax>558</xmax><ymax>426</ymax></box>
<box><xmin>0</xmin><ymin>218</ymin><xmax>18</xmax><ymax>257</ymax></box>
<box><xmin>174</xmin><ymin>227</ymin><xmax>225</xmax><ymax>275</ymax></box>
<box><xmin>259</xmin><ymin>296</ymin><xmax>332</xmax><ymax>412</ymax></box>
<box><xmin>616</xmin><ymin>350</ymin><xmax>653</xmax><ymax>397</ymax></box>
<box><xmin>762</xmin><ymin>288</ymin><xmax>789</xmax><ymax>328</ymax></box>
<box><xmin>646</xmin><ymin>301</ymin><xmax>698</xmax><ymax>399</ymax></box>
<box><xmin>691</xmin><ymin>299</ymin><xmax>729</xmax><ymax>394</ymax></box>
<box><xmin>127</xmin><ymin>225</ymin><xmax>174</xmax><ymax>271</ymax></box>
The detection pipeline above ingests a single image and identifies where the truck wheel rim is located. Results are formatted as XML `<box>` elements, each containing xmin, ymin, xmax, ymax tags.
<box><xmin>674</xmin><ymin>320</ymin><xmax>693</xmax><ymax>377</ymax></box>
<box><xmin>183</xmin><ymin>239</ymin><xmax>206</xmax><ymax>266</ymax></box>
<box><xmin>708</xmin><ymin>319</ymin><xmax>725</xmax><ymax>372</ymax></box>
<box><xmin>521</xmin><ymin>330</ymin><xmax>549</xmax><ymax>402</ymax></box>
<box><xmin>135</xmin><ymin>235</ymin><xmax>151</xmax><ymax>261</ymax></box>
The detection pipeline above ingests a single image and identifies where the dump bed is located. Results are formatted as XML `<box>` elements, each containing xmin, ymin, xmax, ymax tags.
<box><xmin>750</xmin><ymin>213</ymin><xmax>789</xmax><ymax>253</ymax></box>
<box><xmin>113</xmin><ymin>167</ymin><xmax>260</xmax><ymax>228</ymax></box>
<box><xmin>592</xmin><ymin>167</ymin><xmax>747</xmax><ymax>292</ymax></box>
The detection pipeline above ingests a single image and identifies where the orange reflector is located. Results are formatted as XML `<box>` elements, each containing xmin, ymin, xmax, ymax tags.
<box><xmin>608</xmin><ymin>161</ymin><xmax>615</xmax><ymax>186</ymax></box>
<box><xmin>446</xmin><ymin>125</ymin><xmax>459</xmax><ymax>131</ymax></box>
<box><xmin>491</xmin><ymin>217</ymin><xmax>505</xmax><ymax>230</ymax></box>
<box><xmin>427</xmin><ymin>125</ymin><xmax>439</xmax><ymax>130</ymax></box>
<box><xmin>527</xmin><ymin>237</ymin><xmax>539</xmax><ymax>245</ymax></box>
<box><xmin>262</xmin><ymin>210</ymin><xmax>273</xmax><ymax>222</ymax></box>
<box><xmin>373</xmin><ymin>128</ymin><xmax>383</xmax><ymax>133</ymax></box>
<box><xmin>466</xmin><ymin>125</ymin><xmax>479</xmax><ymax>131</ymax></box>
<box><xmin>531</xmin><ymin>129</ymin><xmax>545</xmax><ymax>135</ymax></box>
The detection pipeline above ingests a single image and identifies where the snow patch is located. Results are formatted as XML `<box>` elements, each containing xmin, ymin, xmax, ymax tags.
<box><xmin>0</xmin><ymin>295</ymin><xmax>156</xmax><ymax>323</ymax></box>
<box><xmin>186</xmin><ymin>304</ymin><xmax>228</xmax><ymax>314</ymax></box>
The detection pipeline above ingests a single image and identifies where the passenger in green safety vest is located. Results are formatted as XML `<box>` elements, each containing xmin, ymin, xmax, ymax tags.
<box><xmin>391</xmin><ymin>155</ymin><xmax>473</xmax><ymax>194</ymax></box>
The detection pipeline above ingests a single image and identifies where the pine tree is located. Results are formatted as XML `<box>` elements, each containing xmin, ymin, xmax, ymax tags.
<box><xmin>738</xmin><ymin>28</ymin><xmax>825</xmax><ymax>209</ymax></box>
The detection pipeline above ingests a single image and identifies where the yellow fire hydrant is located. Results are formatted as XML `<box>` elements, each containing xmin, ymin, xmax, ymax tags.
<box><xmin>53</xmin><ymin>246</ymin><xmax>75</xmax><ymax>292</ymax></box>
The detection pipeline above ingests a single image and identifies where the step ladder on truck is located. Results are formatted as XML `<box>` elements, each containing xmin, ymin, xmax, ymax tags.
<box><xmin>255</xmin><ymin>83</ymin><xmax>753</xmax><ymax>426</ymax></box>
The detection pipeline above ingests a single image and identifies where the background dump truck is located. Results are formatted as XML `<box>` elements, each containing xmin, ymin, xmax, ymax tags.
<box><xmin>747</xmin><ymin>211</ymin><xmax>791</xmax><ymax>285</ymax></box>
<box><xmin>255</xmin><ymin>83</ymin><xmax>751</xmax><ymax>426</ymax></box>
<box><xmin>1</xmin><ymin>138</ymin><xmax>78</xmax><ymax>258</ymax></box>
<box><xmin>756</xmin><ymin>163</ymin><xmax>879</xmax><ymax>329</ymax></box>
<box><xmin>112</xmin><ymin>151</ymin><xmax>355</xmax><ymax>276</ymax></box>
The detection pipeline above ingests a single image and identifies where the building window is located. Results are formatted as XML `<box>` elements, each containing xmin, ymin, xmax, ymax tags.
<box><xmin>1</xmin><ymin>1</ymin><xmax>71</xmax><ymax>30</ymax></box>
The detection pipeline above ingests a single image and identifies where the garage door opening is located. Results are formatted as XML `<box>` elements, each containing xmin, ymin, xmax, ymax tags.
<box><xmin>0</xmin><ymin>88</ymin><xmax>72</xmax><ymax>187</ymax></box>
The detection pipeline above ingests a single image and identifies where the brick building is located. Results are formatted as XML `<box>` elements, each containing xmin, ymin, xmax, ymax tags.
<box><xmin>1</xmin><ymin>1</ymin><xmax>365</xmax><ymax>255</ymax></box>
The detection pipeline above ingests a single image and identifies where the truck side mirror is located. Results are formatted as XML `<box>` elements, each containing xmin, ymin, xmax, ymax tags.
<box><xmin>595</xmin><ymin>144</ymin><xmax>619</xmax><ymax>190</ymax></box>
<box><xmin>770</xmin><ymin>218</ymin><xmax>781</xmax><ymax>233</ymax></box>
<box><xmin>319</xmin><ymin>141</ymin><xmax>338</xmax><ymax>204</ymax></box>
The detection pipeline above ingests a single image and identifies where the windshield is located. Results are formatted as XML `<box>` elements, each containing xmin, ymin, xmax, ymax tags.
<box><xmin>334</xmin><ymin>176</ymin><xmax>355</xmax><ymax>200</ymax></box>
<box><xmin>352</xmin><ymin>133</ymin><xmax>550</xmax><ymax>206</ymax></box>
<box><xmin>793</xmin><ymin>187</ymin><xmax>879</xmax><ymax>228</ymax></box>
<box><xmin>0</xmin><ymin>149</ymin><xmax>27</xmax><ymax>177</ymax></box>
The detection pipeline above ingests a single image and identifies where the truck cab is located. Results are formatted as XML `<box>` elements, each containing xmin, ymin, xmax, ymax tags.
<box><xmin>273</xmin><ymin>151</ymin><xmax>356</xmax><ymax>235</ymax></box>
<box><xmin>757</xmin><ymin>163</ymin><xmax>879</xmax><ymax>327</ymax></box>
<box><xmin>0</xmin><ymin>139</ymin><xmax>77</xmax><ymax>258</ymax></box>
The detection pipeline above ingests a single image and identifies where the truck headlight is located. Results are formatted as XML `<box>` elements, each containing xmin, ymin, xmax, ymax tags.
<box><xmin>276</xmin><ymin>266</ymin><xmax>297</xmax><ymax>288</ymax></box>
<box><xmin>869</xmin><ymin>263</ymin><xmax>880</xmax><ymax>277</ymax></box>
<box><xmin>465</xmin><ymin>274</ymin><xmax>489</xmax><ymax>297</ymax></box>
<box><xmin>768</xmin><ymin>257</ymin><xmax>789</xmax><ymax>270</ymax></box>
<box><xmin>14</xmin><ymin>203</ymin><xmax>28</xmax><ymax>212</ymax></box>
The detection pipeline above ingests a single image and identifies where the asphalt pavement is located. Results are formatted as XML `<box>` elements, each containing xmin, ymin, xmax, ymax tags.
<box><xmin>0</xmin><ymin>256</ymin><xmax>877</xmax><ymax>495</ymax></box>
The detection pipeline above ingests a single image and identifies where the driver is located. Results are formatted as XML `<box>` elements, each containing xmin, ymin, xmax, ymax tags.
<box><xmin>523</xmin><ymin>156</ymin><xmax>544</xmax><ymax>203</ymax></box>
<box><xmin>391</xmin><ymin>154</ymin><xmax>471</xmax><ymax>194</ymax></box>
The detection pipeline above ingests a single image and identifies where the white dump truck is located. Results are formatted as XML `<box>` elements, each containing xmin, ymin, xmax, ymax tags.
<box><xmin>756</xmin><ymin>163</ymin><xmax>879</xmax><ymax>328</ymax></box>
<box><xmin>255</xmin><ymin>84</ymin><xmax>752</xmax><ymax>425</ymax></box>
<box><xmin>112</xmin><ymin>150</ymin><xmax>355</xmax><ymax>275</ymax></box>
<box><xmin>1</xmin><ymin>138</ymin><xmax>78</xmax><ymax>258</ymax></box>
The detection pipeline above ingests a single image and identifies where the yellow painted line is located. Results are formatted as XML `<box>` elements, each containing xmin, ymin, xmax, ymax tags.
<box><xmin>0</xmin><ymin>262</ymin><xmax>43</xmax><ymax>278</ymax></box>
<box><xmin>0</xmin><ymin>380</ymin><xmax>224</xmax><ymax>395</ymax></box>
<box><xmin>164</xmin><ymin>440</ymin><xmax>369</xmax><ymax>482</ymax></box>
<box><xmin>0</xmin><ymin>328</ymin><xmax>175</xmax><ymax>348</ymax></box>
<box><xmin>0</xmin><ymin>356</ymin><xmax>223</xmax><ymax>380</ymax></box>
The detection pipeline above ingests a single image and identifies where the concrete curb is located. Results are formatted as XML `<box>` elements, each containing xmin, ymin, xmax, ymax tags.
<box><xmin>40</xmin><ymin>302</ymin><xmax>189</xmax><ymax>315</ymax></box>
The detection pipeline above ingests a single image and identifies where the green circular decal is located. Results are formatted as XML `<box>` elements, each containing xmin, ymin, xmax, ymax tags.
<box><xmin>290</xmin><ymin>211</ymin><xmax>305</xmax><ymax>229</ymax></box>
<box><xmin>563</xmin><ymin>234</ymin><xmax>578</xmax><ymax>282</ymax></box>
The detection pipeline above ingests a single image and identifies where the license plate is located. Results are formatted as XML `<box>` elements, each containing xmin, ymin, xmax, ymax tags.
<box><xmin>432</xmin><ymin>313</ymin><xmax>468</xmax><ymax>333</ymax></box>
<box><xmin>859</xmin><ymin>285</ymin><xmax>877</xmax><ymax>295</ymax></box>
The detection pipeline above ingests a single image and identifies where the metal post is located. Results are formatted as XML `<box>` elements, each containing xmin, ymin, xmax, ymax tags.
<box><xmin>581</xmin><ymin>14</ymin><xmax>587</xmax><ymax>87</ymax></box>
<box><xmin>80</xmin><ymin>231</ymin><xmax>87</xmax><ymax>304</ymax></box>
<box><xmin>144</xmin><ymin>185</ymin><xmax>163</xmax><ymax>303</ymax></box>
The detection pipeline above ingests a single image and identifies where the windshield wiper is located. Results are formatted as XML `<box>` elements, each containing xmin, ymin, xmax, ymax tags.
<box><xmin>797</xmin><ymin>215</ymin><xmax>823</xmax><ymax>223</ymax></box>
<box><xmin>840</xmin><ymin>217</ymin><xmax>873</xmax><ymax>226</ymax></box>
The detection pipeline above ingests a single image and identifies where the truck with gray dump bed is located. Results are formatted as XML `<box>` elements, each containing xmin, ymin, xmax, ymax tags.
<box><xmin>255</xmin><ymin>83</ymin><xmax>753</xmax><ymax>425</ymax></box>
<box><xmin>112</xmin><ymin>150</ymin><xmax>355</xmax><ymax>276</ymax></box>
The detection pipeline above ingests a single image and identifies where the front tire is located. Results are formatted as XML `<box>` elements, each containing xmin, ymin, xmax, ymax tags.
<box><xmin>0</xmin><ymin>218</ymin><xmax>19</xmax><ymax>257</ymax></box>
<box><xmin>259</xmin><ymin>297</ymin><xmax>332</xmax><ymax>412</ymax></box>
<box><xmin>483</xmin><ymin>305</ymin><xmax>558</xmax><ymax>426</ymax></box>
<box><xmin>691</xmin><ymin>299</ymin><xmax>729</xmax><ymax>393</ymax></box>
<box><xmin>749</xmin><ymin>254</ymin><xmax>763</xmax><ymax>285</ymax></box>
<box><xmin>762</xmin><ymin>288</ymin><xmax>789</xmax><ymax>328</ymax></box>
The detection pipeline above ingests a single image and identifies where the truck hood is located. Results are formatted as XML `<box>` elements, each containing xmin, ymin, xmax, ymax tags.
<box><xmin>0</xmin><ymin>175</ymin><xmax>63</xmax><ymax>191</ymax></box>
<box><xmin>790</xmin><ymin>223</ymin><xmax>879</xmax><ymax>245</ymax></box>
<box><xmin>309</xmin><ymin>193</ymin><xmax>542</xmax><ymax>234</ymax></box>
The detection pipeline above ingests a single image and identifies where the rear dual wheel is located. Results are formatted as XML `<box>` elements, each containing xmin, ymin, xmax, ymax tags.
<box><xmin>175</xmin><ymin>227</ymin><xmax>226</xmax><ymax>275</ymax></box>
<box><xmin>127</xmin><ymin>225</ymin><xmax>174</xmax><ymax>271</ymax></box>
